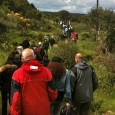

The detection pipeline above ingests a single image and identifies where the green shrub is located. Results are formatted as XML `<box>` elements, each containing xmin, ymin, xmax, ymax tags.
<box><xmin>77</xmin><ymin>39</ymin><xmax>97</xmax><ymax>60</ymax></box>
<box><xmin>38</xmin><ymin>33</ymin><xmax>44</xmax><ymax>41</ymax></box>
<box><xmin>84</xmin><ymin>54</ymin><xmax>93</xmax><ymax>61</ymax></box>
<box><xmin>91</xmin><ymin>99</ymin><xmax>103</xmax><ymax>113</ymax></box>
<box><xmin>89</xmin><ymin>61</ymin><xmax>115</xmax><ymax>114</ymax></box>
<box><xmin>48</xmin><ymin>41</ymin><xmax>78</xmax><ymax>69</ymax></box>
<box><xmin>94</xmin><ymin>55</ymin><xmax>115</xmax><ymax>73</ymax></box>
<box><xmin>81</xmin><ymin>32</ymin><xmax>90</xmax><ymax>40</ymax></box>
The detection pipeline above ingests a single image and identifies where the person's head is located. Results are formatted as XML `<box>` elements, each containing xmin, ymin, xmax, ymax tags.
<box><xmin>75</xmin><ymin>53</ymin><xmax>83</xmax><ymax>63</ymax></box>
<box><xmin>13</xmin><ymin>54</ymin><xmax>22</xmax><ymax>68</ymax></box>
<box><xmin>51</xmin><ymin>56</ymin><xmax>64</xmax><ymax>63</ymax></box>
<box><xmin>17</xmin><ymin>46</ymin><xmax>23</xmax><ymax>55</ymax></box>
<box><xmin>37</xmin><ymin>42</ymin><xmax>42</xmax><ymax>47</ymax></box>
<box><xmin>21</xmin><ymin>48</ymin><xmax>36</xmax><ymax>63</ymax></box>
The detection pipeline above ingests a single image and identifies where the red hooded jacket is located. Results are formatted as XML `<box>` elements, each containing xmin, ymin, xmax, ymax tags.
<box><xmin>10</xmin><ymin>60</ymin><xmax>58</xmax><ymax>115</ymax></box>
<box><xmin>71</xmin><ymin>31</ymin><xmax>78</xmax><ymax>41</ymax></box>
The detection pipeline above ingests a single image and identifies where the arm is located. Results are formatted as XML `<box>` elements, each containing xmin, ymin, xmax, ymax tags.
<box><xmin>90</xmin><ymin>65</ymin><xmax>98</xmax><ymax>91</ymax></box>
<box><xmin>0</xmin><ymin>64</ymin><xmax>17</xmax><ymax>72</ymax></box>
<box><xmin>47</xmin><ymin>69</ymin><xmax>58</xmax><ymax>101</ymax></box>
<box><xmin>10</xmin><ymin>73</ymin><xmax>21</xmax><ymax>115</ymax></box>
<box><xmin>70</xmin><ymin>67</ymin><xmax>77</xmax><ymax>93</ymax></box>
<box><xmin>65</xmin><ymin>70</ymin><xmax>72</xmax><ymax>103</ymax></box>
<box><xmin>92</xmin><ymin>69</ymin><xmax>98</xmax><ymax>91</ymax></box>
<box><xmin>48</xmin><ymin>79</ymin><xmax>58</xmax><ymax>101</ymax></box>
<box><xmin>47</xmin><ymin>86</ymin><xmax>58</xmax><ymax>101</ymax></box>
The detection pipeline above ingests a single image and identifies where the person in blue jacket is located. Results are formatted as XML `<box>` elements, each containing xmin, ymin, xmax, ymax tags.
<box><xmin>47</xmin><ymin>56</ymin><xmax>71</xmax><ymax>115</ymax></box>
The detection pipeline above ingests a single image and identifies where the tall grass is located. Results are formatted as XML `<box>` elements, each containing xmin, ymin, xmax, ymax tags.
<box><xmin>89</xmin><ymin>62</ymin><xmax>115</xmax><ymax>114</ymax></box>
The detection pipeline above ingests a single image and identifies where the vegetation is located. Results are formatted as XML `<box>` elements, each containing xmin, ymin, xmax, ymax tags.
<box><xmin>0</xmin><ymin>0</ymin><xmax>115</xmax><ymax>114</ymax></box>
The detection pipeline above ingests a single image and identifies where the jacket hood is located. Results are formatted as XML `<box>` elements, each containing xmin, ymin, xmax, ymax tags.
<box><xmin>21</xmin><ymin>60</ymin><xmax>43</xmax><ymax>73</ymax></box>
<box><xmin>75</xmin><ymin>61</ymin><xmax>89</xmax><ymax>70</ymax></box>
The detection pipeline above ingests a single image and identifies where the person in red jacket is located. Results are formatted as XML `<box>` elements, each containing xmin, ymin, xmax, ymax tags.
<box><xmin>71</xmin><ymin>30</ymin><xmax>78</xmax><ymax>43</ymax></box>
<box><xmin>10</xmin><ymin>48</ymin><xmax>58</xmax><ymax>115</ymax></box>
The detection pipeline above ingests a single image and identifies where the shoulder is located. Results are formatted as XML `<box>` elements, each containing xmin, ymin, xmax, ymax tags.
<box><xmin>88</xmin><ymin>65</ymin><xmax>95</xmax><ymax>72</ymax></box>
<box><xmin>12</xmin><ymin>68</ymin><xmax>22</xmax><ymax>82</ymax></box>
<box><xmin>42</xmin><ymin>66</ymin><xmax>52</xmax><ymax>80</ymax></box>
<box><xmin>71</xmin><ymin>66</ymin><xmax>77</xmax><ymax>74</ymax></box>
<box><xmin>65</xmin><ymin>69</ymin><xmax>69</xmax><ymax>77</ymax></box>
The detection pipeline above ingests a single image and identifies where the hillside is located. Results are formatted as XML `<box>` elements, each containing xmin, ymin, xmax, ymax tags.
<box><xmin>0</xmin><ymin>1</ymin><xmax>115</xmax><ymax>115</ymax></box>
<box><xmin>0</xmin><ymin>0</ymin><xmax>41</xmax><ymax>20</ymax></box>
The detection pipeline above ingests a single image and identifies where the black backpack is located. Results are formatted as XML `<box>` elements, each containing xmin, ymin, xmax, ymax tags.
<box><xmin>60</xmin><ymin>106</ymin><xmax>76</xmax><ymax>115</ymax></box>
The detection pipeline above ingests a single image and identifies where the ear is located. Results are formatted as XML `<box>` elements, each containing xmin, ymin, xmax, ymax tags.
<box><xmin>75</xmin><ymin>57</ymin><xmax>79</xmax><ymax>63</ymax></box>
<box><xmin>75</xmin><ymin>57</ymin><xmax>77</xmax><ymax>62</ymax></box>
<box><xmin>34</xmin><ymin>55</ymin><xmax>36</xmax><ymax>59</ymax></box>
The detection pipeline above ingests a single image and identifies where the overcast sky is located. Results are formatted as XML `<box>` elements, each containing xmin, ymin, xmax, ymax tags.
<box><xmin>27</xmin><ymin>0</ymin><xmax>115</xmax><ymax>14</ymax></box>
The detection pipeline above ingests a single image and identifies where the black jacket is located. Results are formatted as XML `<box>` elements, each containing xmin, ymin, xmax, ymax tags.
<box><xmin>70</xmin><ymin>61</ymin><xmax>98</xmax><ymax>103</ymax></box>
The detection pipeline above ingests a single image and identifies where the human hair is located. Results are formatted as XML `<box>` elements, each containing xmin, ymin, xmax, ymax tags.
<box><xmin>5</xmin><ymin>50</ymin><xmax>19</xmax><ymax>64</ymax></box>
<box><xmin>21</xmin><ymin>48</ymin><xmax>36</xmax><ymax>62</ymax></box>
<box><xmin>76</xmin><ymin>53</ymin><xmax>83</xmax><ymax>60</ymax></box>
<box><xmin>47</xmin><ymin>62</ymin><xmax>66</xmax><ymax>80</ymax></box>
<box><xmin>74</xmin><ymin>53</ymin><xmax>84</xmax><ymax>64</ymax></box>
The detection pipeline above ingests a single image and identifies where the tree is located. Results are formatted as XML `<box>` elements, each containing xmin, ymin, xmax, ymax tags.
<box><xmin>58</xmin><ymin>10</ymin><xmax>70</xmax><ymax>21</ymax></box>
<box><xmin>88</xmin><ymin>7</ymin><xmax>115</xmax><ymax>32</ymax></box>
<box><xmin>106</xmin><ymin>23</ymin><xmax>115</xmax><ymax>52</ymax></box>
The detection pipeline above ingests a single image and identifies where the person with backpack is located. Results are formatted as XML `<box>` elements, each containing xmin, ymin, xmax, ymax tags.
<box><xmin>70</xmin><ymin>53</ymin><xmax>98</xmax><ymax>115</ymax></box>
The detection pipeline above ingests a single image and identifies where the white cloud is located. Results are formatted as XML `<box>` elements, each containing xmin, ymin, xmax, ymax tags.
<box><xmin>27</xmin><ymin>0</ymin><xmax>115</xmax><ymax>14</ymax></box>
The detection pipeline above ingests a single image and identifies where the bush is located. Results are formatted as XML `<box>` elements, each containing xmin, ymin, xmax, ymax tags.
<box><xmin>0</xmin><ymin>23</ymin><xmax>7</xmax><ymax>34</ymax></box>
<box><xmin>106</xmin><ymin>24</ymin><xmax>115</xmax><ymax>52</ymax></box>
<box><xmin>0</xmin><ymin>49</ymin><xmax>10</xmax><ymax>66</ymax></box>
<box><xmin>84</xmin><ymin>54</ymin><xmax>93</xmax><ymax>61</ymax></box>
<box><xmin>38</xmin><ymin>33</ymin><xmax>44</xmax><ymax>41</ymax></box>
<box><xmin>81</xmin><ymin>32</ymin><xmax>90</xmax><ymax>40</ymax></box>
<box><xmin>94</xmin><ymin>55</ymin><xmax>115</xmax><ymax>73</ymax></box>
<box><xmin>48</xmin><ymin>41</ymin><xmax>78</xmax><ymax>69</ymax></box>
<box><xmin>91</xmin><ymin>99</ymin><xmax>103</xmax><ymax>113</ymax></box>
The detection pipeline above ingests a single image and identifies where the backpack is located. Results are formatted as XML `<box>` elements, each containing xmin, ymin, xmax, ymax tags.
<box><xmin>71</xmin><ymin>65</ymin><xmax>98</xmax><ymax>99</ymax></box>
<box><xmin>60</xmin><ymin>106</ymin><xmax>76</xmax><ymax>115</ymax></box>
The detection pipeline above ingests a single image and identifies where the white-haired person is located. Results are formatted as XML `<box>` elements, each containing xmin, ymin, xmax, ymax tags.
<box><xmin>10</xmin><ymin>48</ymin><xmax>58</xmax><ymax>115</ymax></box>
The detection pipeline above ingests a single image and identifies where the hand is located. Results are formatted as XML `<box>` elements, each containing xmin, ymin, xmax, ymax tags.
<box><xmin>65</xmin><ymin>103</ymin><xmax>71</xmax><ymax>108</ymax></box>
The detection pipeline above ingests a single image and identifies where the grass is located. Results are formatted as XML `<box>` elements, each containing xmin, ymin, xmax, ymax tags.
<box><xmin>76</xmin><ymin>40</ymin><xmax>115</xmax><ymax>114</ymax></box>
<box><xmin>0</xmin><ymin>37</ymin><xmax>115</xmax><ymax>115</ymax></box>
<box><xmin>89</xmin><ymin>62</ymin><xmax>115</xmax><ymax>114</ymax></box>
<box><xmin>77</xmin><ymin>39</ymin><xmax>97</xmax><ymax>51</ymax></box>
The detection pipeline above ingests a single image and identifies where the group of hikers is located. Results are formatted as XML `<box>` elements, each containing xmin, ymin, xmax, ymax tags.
<box><xmin>0</xmin><ymin>34</ymin><xmax>98</xmax><ymax>115</ymax></box>
<box><xmin>59</xmin><ymin>20</ymin><xmax>78</xmax><ymax>43</ymax></box>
